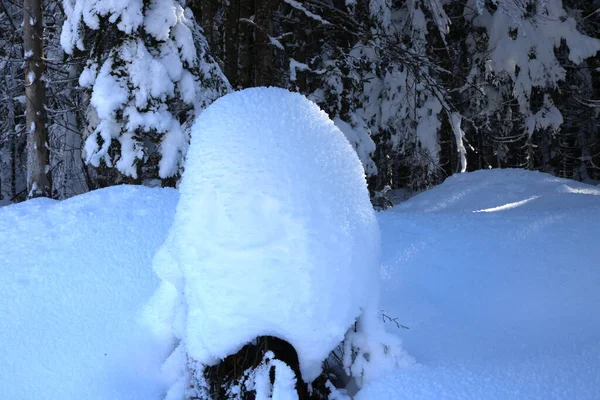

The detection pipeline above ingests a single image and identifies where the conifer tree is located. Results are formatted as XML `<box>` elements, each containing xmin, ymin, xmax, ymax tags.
<box><xmin>60</xmin><ymin>0</ymin><xmax>230</xmax><ymax>185</ymax></box>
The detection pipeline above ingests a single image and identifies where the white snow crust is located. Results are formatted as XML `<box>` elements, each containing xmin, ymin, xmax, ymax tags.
<box><xmin>147</xmin><ymin>87</ymin><xmax>382</xmax><ymax>386</ymax></box>
<box><xmin>0</xmin><ymin>186</ymin><xmax>178</xmax><ymax>400</ymax></box>
<box><xmin>3</xmin><ymin>166</ymin><xmax>600</xmax><ymax>399</ymax></box>
<box><xmin>394</xmin><ymin>168</ymin><xmax>600</xmax><ymax>214</ymax></box>
<box><xmin>358</xmin><ymin>169</ymin><xmax>600</xmax><ymax>399</ymax></box>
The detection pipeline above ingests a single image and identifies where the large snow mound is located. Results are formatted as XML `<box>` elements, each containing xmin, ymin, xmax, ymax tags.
<box><xmin>396</xmin><ymin>168</ymin><xmax>600</xmax><ymax>213</ymax></box>
<box><xmin>0</xmin><ymin>186</ymin><xmax>178</xmax><ymax>400</ymax></box>
<box><xmin>358</xmin><ymin>169</ymin><xmax>600</xmax><ymax>399</ymax></box>
<box><xmin>147</xmin><ymin>87</ymin><xmax>381</xmax><ymax>384</ymax></box>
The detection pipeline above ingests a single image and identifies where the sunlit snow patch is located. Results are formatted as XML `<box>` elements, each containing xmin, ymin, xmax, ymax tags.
<box><xmin>561</xmin><ymin>185</ymin><xmax>600</xmax><ymax>196</ymax></box>
<box><xmin>473</xmin><ymin>195</ymin><xmax>540</xmax><ymax>213</ymax></box>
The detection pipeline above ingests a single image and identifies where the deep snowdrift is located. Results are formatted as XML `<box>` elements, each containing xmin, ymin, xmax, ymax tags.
<box><xmin>2</xmin><ymin>168</ymin><xmax>599</xmax><ymax>399</ymax></box>
<box><xmin>145</xmin><ymin>87</ymin><xmax>400</xmax><ymax>396</ymax></box>
<box><xmin>395</xmin><ymin>168</ymin><xmax>600</xmax><ymax>213</ymax></box>
<box><xmin>359</xmin><ymin>169</ymin><xmax>600</xmax><ymax>399</ymax></box>
<box><xmin>0</xmin><ymin>186</ymin><xmax>178</xmax><ymax>400</ymax></box>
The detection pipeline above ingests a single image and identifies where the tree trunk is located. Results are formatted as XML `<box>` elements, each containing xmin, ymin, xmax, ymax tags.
<box><xmin>254</xmin><ymin>0</ymin><xmax>276</xmax><ymax>87</ymax></box>
<box><xmin>237</xmin><ymin>0</ymin><xmax>254</xmax><ymax>88</ymax></box>
<box><xmin>198</xmin><ymin>0</ymin><xmax>216</xmax><ymax>52</ymax></box>
<box><xmin>24</xmin><ymin>0</ymin><xmax>51</xmax><ymax>198</ymax></box>
<box><xmin>52</xmin><ymin>62</ymin><xmax>89</xmax><ymax>198</ymax></box>
<box><xmin>223</xmin><ymin>0</ymin><xmax>240</xmax><ymax>87</ymax></box>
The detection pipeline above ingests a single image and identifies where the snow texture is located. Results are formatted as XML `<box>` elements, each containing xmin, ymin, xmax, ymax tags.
<box><xmin>334</xmin><ymin>117</ymin><xmax>377</xmax><ymax>176</ymax></box>
<box><xmin>2</xmin><ymin>168</ymin><xmax>600</xmax><ymax>399</ymax></box>
<box><xmin>358</xmin><ymin>168</ymin><xmax>600</xmax><ymax>399</ymax></box>
<box><xmin>60</xmin><ymin>0</ymin><xmax>144</xmax><ymax>53</ymax></box>
<box><xmin>0</xmin><ymin>185</ymin><xmax>178</xmax><ymax>400</ymax></box>
<box><xmin>146</xmin><ymin>87</ymin><xmax>385</xmax><ymax>390</ymax></box>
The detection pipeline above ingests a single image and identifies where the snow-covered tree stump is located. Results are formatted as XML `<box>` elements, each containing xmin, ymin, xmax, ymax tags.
<box><xmin>145</xmin><ymin>87</ymin><xmax>412</xmax><ymax>399</ymax></box>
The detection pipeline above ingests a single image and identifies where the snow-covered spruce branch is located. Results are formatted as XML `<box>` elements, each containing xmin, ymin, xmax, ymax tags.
<box><xmin>60</xmin><ymin>0</ymin><xmax>230</xmax><ymax>182</ymax></box>
<box><xmin>283</xmin><ymin>0</ymin><xmax>330</xmax><ymax>25</ymax></box>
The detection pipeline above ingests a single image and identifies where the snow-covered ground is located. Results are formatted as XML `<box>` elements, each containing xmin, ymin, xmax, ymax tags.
<box><xmin>360</xmin><ymin>169</ymin><xmax>600</xmax><ymax>399</ymax></box>
<box><xmin>2</xmin><ymin>169</ymin><xmax>599</xmax><ymax>399</ymax></box>
<box><xmin>0</xmin><ymin>186</ymin><xmax>178</xmax><ymax>400</ymax></box>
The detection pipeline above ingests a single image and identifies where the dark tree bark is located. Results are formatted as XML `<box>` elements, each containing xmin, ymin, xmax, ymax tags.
<box><xmin>223</xmin><ymin>0</ymin><xmax>240</xmax><ymax>87</ymax></box>
<box><xmin>199</xmin><ymin>0</ymin><xmax>216</xmax><ymax>51</ymax></box>
<box><xmin>10</xmin><ymin>137</ymin><xmax>16</xmax><ymax>200</ymax></box>
<box><xmin>237</xmin><ymin>0</ymin><xmax>254</xmax><ymax>88</ymax></box>
<box><xmin>24</xmin><ymin>0</ymin><xmax>51</xmax><ymax>198</ymax></box>
<box><xmin>254</xmin><ymin>0</ymin><xmax>277</xmax><ymax>86</ymax></box>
